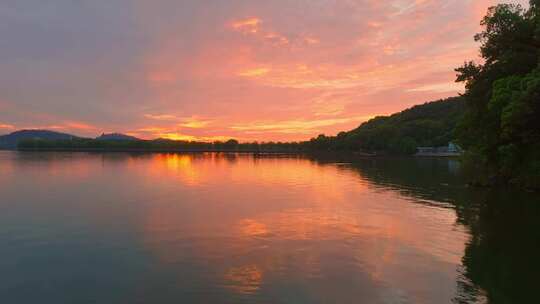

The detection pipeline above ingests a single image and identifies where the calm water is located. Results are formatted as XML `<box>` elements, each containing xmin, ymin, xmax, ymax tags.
<box><xmin>1</xmin><ymin>152</ymin><xmax>539</xmax><ymax>304</ymax></box>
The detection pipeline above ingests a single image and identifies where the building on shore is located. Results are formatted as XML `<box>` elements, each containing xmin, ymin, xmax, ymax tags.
<box><xmin>415</xmin><ymin>142</ymin><xmax>462</xmax><ymax>157</ymax></box>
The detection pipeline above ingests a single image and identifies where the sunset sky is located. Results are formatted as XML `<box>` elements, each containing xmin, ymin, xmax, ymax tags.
<box><xmin>0</xmin><ymin>0</ymin><xmax>529</xmax><ymax>141</ymax></box>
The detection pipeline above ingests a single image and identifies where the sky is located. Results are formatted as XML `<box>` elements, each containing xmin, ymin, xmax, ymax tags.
<box><xmin>0</xmin><ymin>0</ymin><xmax>530</xmax><ymax>141</ymax></box>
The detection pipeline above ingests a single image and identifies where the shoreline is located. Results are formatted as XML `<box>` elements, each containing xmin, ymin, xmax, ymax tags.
<box><xmin>8</xmin><ymin>148</ymin><xmax>461</xmax><ymax>158</ymax></box>
<box><xmin>13</xmin><ymin>148</ymin><xmax>377</xmax><ymax>156</ymax></box>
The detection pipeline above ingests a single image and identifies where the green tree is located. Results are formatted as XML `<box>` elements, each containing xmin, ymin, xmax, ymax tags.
<box><xmin>456</xmin><ymin>1</ymin><xmax>540</xmax><ymax>188</ymax></box>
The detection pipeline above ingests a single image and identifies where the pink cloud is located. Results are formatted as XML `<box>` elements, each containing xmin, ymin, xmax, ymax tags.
<box><xmin>2</xmin><ymin>0</ymin><xmax>524</xmax><ymax>141</ymax></box>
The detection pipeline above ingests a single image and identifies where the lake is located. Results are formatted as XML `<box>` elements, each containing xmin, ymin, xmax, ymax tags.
<box><xmin>1</xmin><ymin>151</ymin><xmax>538</xmax><ymax>304</ymax></box>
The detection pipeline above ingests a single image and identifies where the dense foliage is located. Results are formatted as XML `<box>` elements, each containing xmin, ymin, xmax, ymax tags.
<box><xmin>306</xmin><ymin>97</ymin><xmax>464</xmax><ymax>154</ymax></box>
<box><xmin>455</xmin><ymin>1</ymin><xmax>540</xmax><ymax>188</ymax></box>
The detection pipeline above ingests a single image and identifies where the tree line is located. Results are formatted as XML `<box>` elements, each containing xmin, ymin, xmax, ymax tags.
<box><xmin>17</xmin><ymin>138</ymin><xmax>309</xmax><ymax>153</ymax></box>
<box><xmin>17</xmin><ymin>96</ymin><xmax>464</xmax><ymax>155</ymax></box>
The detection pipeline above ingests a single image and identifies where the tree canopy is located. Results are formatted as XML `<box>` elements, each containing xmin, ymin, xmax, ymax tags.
<box><xmin>307</xmin><ymin>97</ymin><xmax>465</xmax><ymax>154</ymax></box>
<box><xmin>455</xmin><ymin>0</ymin><xmax>540</xmax><ymax>188</ymax></box>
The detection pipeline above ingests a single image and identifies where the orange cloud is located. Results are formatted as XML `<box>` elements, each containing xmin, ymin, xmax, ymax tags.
<box><xmin>235</xmin><ymin>64</ymin><xmax>379</xmax><ymax>89</ymax></box>
<box><xmin>304</xmin><ymin>37</ymin><xmax>320</xmax><ymax>45</ymax></box>
<box><xmin>64</xmin><ymin>121</ymin><xmax>96</xmax><ymax>130</ymax></box>
<box><xmin>144</xmin><ymin>114</ymin><xmax>179</xmax><ymax>121</ymax></box>
<box><xmin>137</xmin><ymin>127</ymin><xmax>168</xmax><ymax>133</ymax></box>
<box><xmin>0</xmin><ymin>123</ymin><xmax>14</xmax><ymax>129</ymax></box>
<box><xmin>144</xmin><ymin>114</ymin><xmax>212</xmax><ymax>129</ymax></box>
<box><xmin>407</xmin><ymin>82</ymin><xmax>464</xmax><ymax>93</ymax></box>
<box><xmin>230</xmin><ymin>17</ymin><xmax>315</xmax><ymax>47</ymax></box>
<box><xmin>18</xmin><ymin>121</ymin><xmax>96</xmax><ymax>133</ymax></box>
<box><xmin>230</xmin><ymin>116</ymin><xmax>372</xmax><ymax>134</ymax></box>
<box><xmin>313</xmin><ymin>103</ymin><xmax>346</xmax><ymax>117</ymax></box>
<box><xmin>178</xmin><ymin>117</ymin><xmax>212</xmax><ymax>129</ymax></box>
<box><xmin>238</xmin><ymin>67</ymin><xmax>271</xmax><ymax>77</ymax></box>
<box><xmin>231</xmin><ymin>17</ymin><xmax>262</xmax><ymax>33</ymax></box>
<box><xmin>263</xmin><ymin>32</ymin><xmax>289</xmax><ymax>45</ymax></box>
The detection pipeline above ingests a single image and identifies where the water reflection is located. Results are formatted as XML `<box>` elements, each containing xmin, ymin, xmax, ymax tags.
<box><xmin>0</xmin><ymin>151</ymin><xmax>538</xmax><ymax>304</ymax></box>
<box><xmin>223</xmin><ymin>265</ymin><xmax>263</xmax><ymax>295</ymax></box>
<box><xmin>305</xmin><ymin>155</ymin><xmax>540</xmax><ymax>304</ymax></box>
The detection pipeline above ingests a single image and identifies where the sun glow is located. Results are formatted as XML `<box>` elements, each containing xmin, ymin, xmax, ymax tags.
<box><xmin>157</xmin><ymin>133</ymin><xmax>197</xmax><ymax>141</ymax></box>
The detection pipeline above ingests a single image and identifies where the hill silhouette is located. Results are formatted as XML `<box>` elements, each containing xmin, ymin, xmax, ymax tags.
<box><xmin>307</xmin><ymin>97</ymin><xmax>465</xmax><ymax>154</ymax></box>
<box><xmin>96</xmin><ymin>133</ymin><xmax>139</xmax><ymax>141</ymax></box>
<box><xmin>0</xmin><ymin>130</ymin><xmax>83</xmax><ymax>149</ymax></box>
<box><xmin>0</xmin><ymin>130</ymin><xmax>141</xmax><ymax>149</ymax></box>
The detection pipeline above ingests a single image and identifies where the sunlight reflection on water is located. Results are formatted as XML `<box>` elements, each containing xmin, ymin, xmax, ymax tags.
<box><xmin>1</xmin><ymin>151</ymin><xmax>537</xmax><ymax>304</ymax></box>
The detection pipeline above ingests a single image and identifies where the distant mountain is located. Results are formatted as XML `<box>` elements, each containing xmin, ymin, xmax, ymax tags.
<box><xmin>0</xmin><ymin>130</ymin><xmax>82</xmax><ymax>149</ymax></box>
<box><xmin>96</xmin><ymin>133</ymin><xmax>140</xmax><ymax>141</ymax></box>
